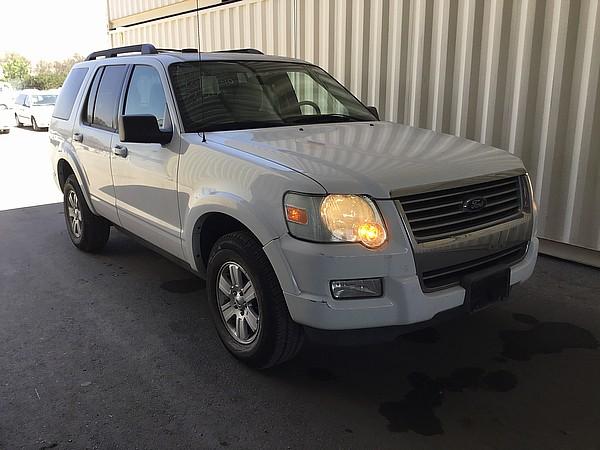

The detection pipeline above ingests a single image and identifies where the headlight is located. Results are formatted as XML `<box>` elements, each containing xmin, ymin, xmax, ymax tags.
<box><xmin>284</xmin><ymin>193</ymin><xmax>387</xmax><ymax>248</ymax></box>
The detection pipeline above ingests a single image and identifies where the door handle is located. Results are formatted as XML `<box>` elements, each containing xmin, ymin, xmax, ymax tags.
<box><xmin>112</xmin><ymin>144</ymin><xmax>128</xmax><ymax>158</ymax></box>
<box><xmin>73</xmin><ymin>132</ymin><xmax>83</xmax><ymax>142</ymax></box>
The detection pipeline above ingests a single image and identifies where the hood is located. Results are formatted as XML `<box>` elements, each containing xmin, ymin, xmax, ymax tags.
<box><xmin>209</xmin><ymin>122</ymin><xmax>525</xmax><ymax>198</ymax></box>
<box><xmin>31</xmin><ymin>104</ymin><xmax>54</xmax><ymax>116</ymax></box>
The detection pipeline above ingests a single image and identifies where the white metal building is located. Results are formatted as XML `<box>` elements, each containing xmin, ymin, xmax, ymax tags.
<box><xmin>107</xmin><ymin>0</ymin><xmax>600</xmax><ymax>266</ymax></box>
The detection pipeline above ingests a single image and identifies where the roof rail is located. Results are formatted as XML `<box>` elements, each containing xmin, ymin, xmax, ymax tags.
<box><xmin>85</xmin><ymin>44</ymin><xmax>158</xmax><ymax>61</ymax></box>
<box><xmin>156</xmin><ymin>48</ymin><xmax>199</xmax><ymax>54</ymax></box>
<box><xmin>214</xmin><ymin>48</ymin><xmax>264</xmax><ymax>55</ymax></box>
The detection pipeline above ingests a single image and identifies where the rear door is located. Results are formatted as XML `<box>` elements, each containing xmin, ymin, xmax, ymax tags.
<box><xmin>110</xmin><ymin>63</ymin><xmax>183</xmax><ymax>258</ymax></box>
<box><xmin>72</xmin><ymin>64</ymin><xmax>128</xmax><ymax>224</ymax></box>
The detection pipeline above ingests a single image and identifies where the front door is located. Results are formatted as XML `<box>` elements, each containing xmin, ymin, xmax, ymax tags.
<box><xmin>110</xmin><ymin>63</ymin><xmax>182</xmax><ymax>259</ymax></box>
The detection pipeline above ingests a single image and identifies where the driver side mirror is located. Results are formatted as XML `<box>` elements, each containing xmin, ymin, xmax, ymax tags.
<box><xmin>367</xmin><ymin>106</ymin><xmax>380</xmax><ymax>120</ymax></box>
<box><xmin>119</xmin><ymin>114</ymin><xmax>172</xmax><ymax>145</ymax></box>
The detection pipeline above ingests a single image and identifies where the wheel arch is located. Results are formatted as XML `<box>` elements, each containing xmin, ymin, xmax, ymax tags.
<box><xmin>56</xmin><ymin>156</ymin><xmax>97</xmax><ymax>215</ymax></box>
<box><xmin>191</xmin><ymin>211</ymin><xmax>261</xmax><ymax>276</ymax></box>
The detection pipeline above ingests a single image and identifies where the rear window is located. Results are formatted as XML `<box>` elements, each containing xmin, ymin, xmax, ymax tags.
<box><xmin>53</xmin><ymin>68</ymin><xmax>88</xmax><ymax>120</ymax></box>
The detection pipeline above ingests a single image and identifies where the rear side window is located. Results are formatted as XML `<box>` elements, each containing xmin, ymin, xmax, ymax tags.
<box><xmin>82</xmin><ymin>65</ymin><xmax>127</xmax><ymax>131</ymax></box>
<box><xmin>83</xmin><ymin>67</ymin><xmax>104</xmax><ymax>125</ymax></box>
<box><xmin>53</xmin><ymin>67</ymin><xmax>88</xmax><ymax>120</ymax></box>
<box><xmin>92</xmin><ymin>65</ymin><xmax>127</xmax><ymax>130</ymax></box>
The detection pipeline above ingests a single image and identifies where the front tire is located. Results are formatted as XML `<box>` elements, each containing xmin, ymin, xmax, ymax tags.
<box><xmin>63</xmin><ymin>175</ymin><xmax>110</xmax><ymax>252</ymax></box>
<box><xmin>31</xmin><ymin>116</ymin><xmax>39</xmax><ymax>131</ymax></box>
<box><xmin>15</xmin><ymin>114</ymin><xmax>22</xmax><ymax>127</ymax></box>
<box><xmin>207</xmin><ymin>231</ymin><xmax>304</xmax><ymax>368</ymax></box>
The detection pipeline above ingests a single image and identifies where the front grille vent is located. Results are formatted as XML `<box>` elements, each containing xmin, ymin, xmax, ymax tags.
<box><xmin>397</xmin><ymin>176</ymin><xmax>524</xmax><ymax>243</ymax></box>
<box><xmin>421</xmin><ymin>243</ymin><xmax>528</xmax><ymax>290</ymax></box>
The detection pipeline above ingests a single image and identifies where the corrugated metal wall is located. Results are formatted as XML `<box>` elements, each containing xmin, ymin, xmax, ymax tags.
<box><xmin>108</xmin><ymin>0</ymin><xmax>600</xmax><ymax>254</ymax></box>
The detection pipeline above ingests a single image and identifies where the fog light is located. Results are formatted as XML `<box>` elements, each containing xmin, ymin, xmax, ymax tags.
<box><xmin>330</xmin><ymin>278</ymin><xmax>383</xmax><ymax>299</ymax></box>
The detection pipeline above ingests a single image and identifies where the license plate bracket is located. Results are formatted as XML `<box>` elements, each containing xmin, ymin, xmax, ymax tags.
<box><xmin>461</xmin><ymin>265</ymin><xmax>511</xmax><ymax>312</ymax></box>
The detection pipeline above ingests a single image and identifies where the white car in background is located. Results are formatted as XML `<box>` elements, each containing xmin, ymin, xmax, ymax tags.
<box><xmin>14</xmin><ymin>90</ymin><xmax>58</xmax><ymax>131</ymax></box>
<box><xmin>0</xmin><ymin>103</ymin><xmax>11</xmax><ymax>133</ymax></box>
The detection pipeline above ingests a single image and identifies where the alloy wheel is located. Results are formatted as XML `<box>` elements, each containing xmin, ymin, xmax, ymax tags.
<box><xmin>216</xmin><ymin>261</ymin><xmax>261</xmax><ymax>344</ymax></box>
<box><xmin>67</xmin><ymin>190</ymin><xmax>82</xmax><ymax>238</ymax></box>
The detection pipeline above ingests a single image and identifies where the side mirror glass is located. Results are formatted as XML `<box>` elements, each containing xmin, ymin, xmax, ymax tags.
<box><xmin>118</xmin><ymin>114</ymin><xmax>172</xmax><ymax>144</ymax></box>
<box><xmin>367</xmin><ymin>106</ymin><xmax>380</xmax><ymax>120</ymax></box>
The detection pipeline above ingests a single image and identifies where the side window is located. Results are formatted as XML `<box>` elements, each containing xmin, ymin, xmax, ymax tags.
<box><xmin>87</xmin><ymin>65</ymin><xmax>127</xmax><ymax>130</ymax></box>
<box><xmin>124</xmin><ymin>65</ymin><xmax>168</xmax><ymax>129</ymax></box>
<box><xmin>53</xmin><ymin>67</ymin><xmax>88</xmax><ymax>120</ymax></box>
<box><xmin>83</xmin><ymin>67</ymin><xmax>104</xmax><ymax>125</ymax></box>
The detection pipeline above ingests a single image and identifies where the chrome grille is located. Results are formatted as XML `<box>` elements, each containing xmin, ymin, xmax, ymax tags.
<box><xmin>397</xmin><ymin>176</ymin><xmax>524</xmax><ymax>243</ymax></box>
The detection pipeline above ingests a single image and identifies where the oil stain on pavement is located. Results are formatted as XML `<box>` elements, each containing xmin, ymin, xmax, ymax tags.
<box><xmin>379</xmin><ymin>368</ymin><xmax>517</xmax><ymax>435</ymax></box>
<box><xmin>500</xmin><ymin>313</ymin><xmax>599</xmax><ymax>361</ymax></box>
<box><xmin>380</xmin><ymin>312</ymin><xmax>598</xmax><ymax>436</ymax></box>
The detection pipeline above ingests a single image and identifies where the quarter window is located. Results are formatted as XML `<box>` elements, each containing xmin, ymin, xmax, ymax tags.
<box><xmin>124</xmin><ymin>65</ymin><xmax>168</xmax><ymax>129</ymax></box>
<box><xmin>53</xmin><ymin>67</ymin><xmax>88</xmax><ymax>120</ymax></box>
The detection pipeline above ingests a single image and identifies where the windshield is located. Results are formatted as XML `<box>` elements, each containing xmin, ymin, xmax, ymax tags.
<box><xmin>32</xmin><ymin>94</ymin><xmax>57</xmax><ymax>106</ymax></box>
<box><xmin>168</xmin><ymin>61</ymin><xmax>377</xmax><ymax>132</ymax></box>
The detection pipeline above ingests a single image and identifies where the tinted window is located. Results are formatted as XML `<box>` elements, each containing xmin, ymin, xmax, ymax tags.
<box><xmin>53</xmin><ymin>67</ymin><xmax>88</xmax><ymax>120</ymax></box>
<box><xmin>124</xmin><ymin>66</ymin><xmax>167</xmax><ymax>128</ymax></box>
<box><xmin>83</xmin><ymin>67</ymin><xmax>104</xmax><ymax>125</ymax></box>
<box><xmin>92</xmin><ymin>65</ymin><xmax>127</xmax><ymax>130</ymax></box>
<box><xmin>169</xmin><ymin>61</ymin><xmax>376</xmax><ymax>132</ymax></box>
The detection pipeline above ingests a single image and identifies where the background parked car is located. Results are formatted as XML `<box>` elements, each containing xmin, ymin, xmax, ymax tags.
<box><xmin>0</xmin><ymin>103</ymin><xmax>12</xmax><ymax>133</ymax></box>
<box><xmin>14</xmin><ymin>90</ymin><xmax>58</xmax><ymax>131</ymax></box>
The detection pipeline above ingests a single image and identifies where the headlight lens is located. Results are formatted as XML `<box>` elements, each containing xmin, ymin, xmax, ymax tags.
<box><xmin>284</xmin><ymin>193</ymin><xmax>387</xmax><ymax>248</ymax></box>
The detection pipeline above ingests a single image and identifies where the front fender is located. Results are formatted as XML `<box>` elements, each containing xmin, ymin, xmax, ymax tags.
<box><xmin>182</xmin><ymin>192</ymin><xmax>284</xmax><ymax>273</ymax></box>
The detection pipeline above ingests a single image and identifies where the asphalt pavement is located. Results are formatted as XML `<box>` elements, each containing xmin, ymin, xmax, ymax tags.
<box><xmin>1</xmin><ymin>124</ymin><xmax>600</xmax><ymax>449</ymax></box>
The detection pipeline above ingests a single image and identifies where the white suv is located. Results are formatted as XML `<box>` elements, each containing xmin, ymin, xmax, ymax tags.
<box><xmin>49</xmin><ymin>44</ymin><xmax>538</xmax><ymax>368</ymax></box>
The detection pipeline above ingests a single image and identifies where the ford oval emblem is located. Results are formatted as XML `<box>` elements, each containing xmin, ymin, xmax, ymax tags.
<box><xmin>463</xmin><ymin>197</ymin><xmax>487</xmax><ymax>211</ymax></box>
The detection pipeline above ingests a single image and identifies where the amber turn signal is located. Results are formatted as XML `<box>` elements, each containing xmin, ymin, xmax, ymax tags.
<box><xmin>285</xmin><ymin>205</ymin><xmax>308</xmax><ymax>225</ymax></box>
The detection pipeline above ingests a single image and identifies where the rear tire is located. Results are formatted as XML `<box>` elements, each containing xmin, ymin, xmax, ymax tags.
<box><xmin>31</xmin><ymin>116</ymin><xmax>39</xmax><ymax>131</ymax></box>
<box><xmin>63</xmin><ymin>175</ymin><xmax>110</xmax><ymax>252</ymax></box>
<box><xmin>15</xmin><ymin>114</ymin><xmax>22</xmax><ymax>127</ymax></box>
<box><xmin>207</xmin><ymin>231</ymin><xmax>304</xmax><ymax>368</ymax></box>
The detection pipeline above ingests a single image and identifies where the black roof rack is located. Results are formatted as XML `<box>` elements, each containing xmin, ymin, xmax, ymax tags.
<box><xmin>157</xmin><ymin>47</ymin><xmax>199</xmax><ymax>53</ymax></box>
<box><xmin>214</xmin><ymin>48</ymin><xmax>264</xmax><ymax>55</ymax></box>
<box><xmin>85</xmin><ymin>44</ymin><xmax>158</xmax><ymax>61</ymax></box>
<box><xmin>84</xmin><ymin>44</ymin><xmax>264</xmax><ymax>61</ymax></box>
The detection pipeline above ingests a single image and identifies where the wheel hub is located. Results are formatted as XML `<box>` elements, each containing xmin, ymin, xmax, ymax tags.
<box><xmin>67</xmin><ymin>190</ymin><xmax>82</xmax><ymax>238</ymax></box>
<box><xmin>217</xmin><ymin>262</ymin><xmax>260</xmax><ymax>344</ymax></box>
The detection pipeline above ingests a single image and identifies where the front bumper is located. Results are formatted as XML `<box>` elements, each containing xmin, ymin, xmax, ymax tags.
<box><xmin>264</xmin><ymin>233</ymin><xmax>538</xmax><ymax>331</ymax></box>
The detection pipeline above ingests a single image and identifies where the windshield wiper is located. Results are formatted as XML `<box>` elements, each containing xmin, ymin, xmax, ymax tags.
<box><xmin>200</xmin><ymin>120</ymin><xmax>286</xmax><ymax>132</ymax></box>
<box><xmin>284</xmin><ymin>114</ymin><xmax>363</xmax><ymax>124</ymax></box>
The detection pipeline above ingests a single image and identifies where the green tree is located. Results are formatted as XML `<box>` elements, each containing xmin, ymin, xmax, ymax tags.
<box><xmin>23</xmin><ymin>54</ymin><xmax>83</xmax><ymax>90</ymax></box>
<box><xmin>1</xmin><ymin>54</ymin><xmax>31</xmax><ymax>86</ymax></box>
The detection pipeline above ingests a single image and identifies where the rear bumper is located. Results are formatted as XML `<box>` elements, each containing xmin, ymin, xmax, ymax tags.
<box><xmin>267</xmin><ymin>234</ymin><xmax>538</xmax><ymax>331</ymax></box>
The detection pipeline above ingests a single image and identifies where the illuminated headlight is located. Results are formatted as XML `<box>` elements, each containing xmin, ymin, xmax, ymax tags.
<box><xmin>284</xmin><ymin>193</ymin><xmax>388</xmax><ymax>248</ymax></box>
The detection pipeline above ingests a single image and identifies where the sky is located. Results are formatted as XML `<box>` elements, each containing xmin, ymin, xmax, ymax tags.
<box><xmin>0</xmin><ymin>0</ymin><xmax>109</xmax><ymax>63</ymax></box>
